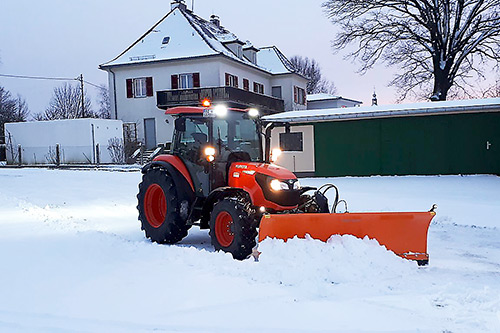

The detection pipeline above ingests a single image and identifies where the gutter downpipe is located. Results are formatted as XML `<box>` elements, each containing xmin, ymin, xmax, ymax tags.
<box><xmin>109</xmin><ymin>68</ymin><xmax>118</xmax><ymax>120</ymax></box>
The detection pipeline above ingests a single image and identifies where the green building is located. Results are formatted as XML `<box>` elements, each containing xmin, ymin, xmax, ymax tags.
<box><xmin>265</xmin><ymin>98</ymin><xmax>500</xmax><ymax>177</ymax></box>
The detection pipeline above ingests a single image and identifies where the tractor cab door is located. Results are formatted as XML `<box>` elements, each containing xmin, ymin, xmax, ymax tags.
<box><xmin>173</xmin><ymin>117</ymin><xmax>211</xmax><ymax>196</ymax></box>
<box><xmin>212</xmin><ymin>112</ymin><xmax>262</xmax><ymax>188</ymax></box>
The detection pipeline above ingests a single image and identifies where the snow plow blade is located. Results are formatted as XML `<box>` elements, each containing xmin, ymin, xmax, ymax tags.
<box><xmin>258</xmin><ymin>211</ymin><xmax>436</xmax><ymax>263</ymax></box>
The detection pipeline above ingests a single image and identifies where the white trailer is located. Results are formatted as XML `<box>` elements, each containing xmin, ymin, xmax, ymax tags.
<box><xmin>4</xmin><ymin>119</ymin><xmax>124</xmax><ymax>165</ymax></box>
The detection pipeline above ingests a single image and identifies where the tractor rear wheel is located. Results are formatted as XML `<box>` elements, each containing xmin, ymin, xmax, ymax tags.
<box><xmin>209</xmin><ymin>198</ymin><xmax>257</xmax><ymax>260</ymax></box>
<box><xmin>137</xmin><ymin>168</ymin><xmax>190</xmax><ymax>244</ymax></box>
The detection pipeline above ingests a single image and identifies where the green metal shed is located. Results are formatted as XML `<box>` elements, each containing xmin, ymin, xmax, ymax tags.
<box><xmin>264</xmin><ymin>98</ymin><xmax>500</xmax><ymax>177</ymax></box>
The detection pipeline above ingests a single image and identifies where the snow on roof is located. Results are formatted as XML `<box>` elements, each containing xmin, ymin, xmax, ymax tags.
<box><xmin>256</xmin><ymin>46</ymin><xmax>296</xmax><ymax>75</ymax></box>
<box><xmin>307</xmin><ymin>93</ymin><xmax>342</xmax><ymax>101</ymax></box>
<box><xmin>263</xmin><ymin>98</ymin><xmax>500</xmax><ymax>123</ymax></box>
<box><xmin>100</xmin><ymin>7</ymin><xmax>296</xmax><ymax>76</ymax></box>
<box><xmin>101</xmin><ymin>9</ymin><xmax>219</xmax><ymax>68</ymax></box>
<box><xmin>307</xmin><ymin>93</ymin><xmax>362</xmax><ymax>104</ymax></box>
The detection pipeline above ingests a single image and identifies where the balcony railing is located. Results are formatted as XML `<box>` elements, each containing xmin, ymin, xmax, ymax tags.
<box><xmin>156</xmin><ymin>86</ymin><xmax>284</xmax><ymax>114</ymax></box>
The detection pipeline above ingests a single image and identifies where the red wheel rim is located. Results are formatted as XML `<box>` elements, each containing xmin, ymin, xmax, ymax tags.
<box><xmin>215</xmin><ymin>211</ymin><xmax>234</xmax><ymax>247</ymax></box>
<box><xmin>144</xmin><ymin>184</ymin><xmax>167</xmax><ymax>228</ymax></box>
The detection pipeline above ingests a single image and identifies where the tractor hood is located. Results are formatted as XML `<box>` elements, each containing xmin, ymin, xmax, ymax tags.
<box><xmin>228</xmin><ymin>162</ymin><xmax>300</xmax><ymax>210</ymax></box>
<box><xmin>230</xmin><ymin>162</ymin><xmax>297</xmax><ymax>180</ymax></box>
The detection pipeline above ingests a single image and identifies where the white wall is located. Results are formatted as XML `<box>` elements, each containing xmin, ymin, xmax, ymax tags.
<box><xmin>4</xmin><ymin>119</ymin><xmax>123</xmax><ymax>164</ymax></box>
<box><xmin>270</xmin><ymin>125</ymin><xmax>315</xmax><ymax>173</ymax></box>
<box><xmin>269</xmin><ymin>74</ymin><xmax>308</xmax><ymax>112</ymax></box>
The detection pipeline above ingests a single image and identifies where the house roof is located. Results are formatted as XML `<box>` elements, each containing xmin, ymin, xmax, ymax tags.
<box><xmin>256</xmin><ymin>46</ymin><xmax>296</xmax><ymax>75</ymax></box>
<box><xmin>100</xmin><ymin>6</ymin><xmax>297</xmax><ymax>77</ymax></box>
<box><xmin>307</xmin><ymin>93</ymin><xmax>362</xmax><ymax>104</ymax></box>
<box><xmin>262</xmin><ymin>98</ymin><xmax>500</xmax><ymax>123</ymax></box>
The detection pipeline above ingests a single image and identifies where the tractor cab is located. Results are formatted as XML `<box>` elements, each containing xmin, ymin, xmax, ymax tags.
<box><xmin>168</xmin><ymin>106</ymin><xmax>263</xmax><ymax>196</ymax></box>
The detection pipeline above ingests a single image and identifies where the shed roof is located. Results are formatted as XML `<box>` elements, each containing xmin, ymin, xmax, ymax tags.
<box><xmin>263</xmin><ymin>98</ymin><xmax>500</xmax><ymax>123</ymax></box>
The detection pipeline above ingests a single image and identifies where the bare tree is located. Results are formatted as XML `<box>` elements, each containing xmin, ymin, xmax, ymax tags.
<box><xmin>323</xmin><ymin>0</ymin><xmax>500</xmax><ymax>101</ymax></box>
<box><xmin>0</xmin><ymin>86</ymin><xmax>29</xmax><ymax>140</ymax></box>
<box><xmin>290</xmin><ymin>56</ymin><xmax>338</xmax><ymax>95</ymax></box>
<box><xmin>107</xmin><ymin>137</ymin><xmax>125</xmax><ymax>164</ymax></box>
<box><xmin>35</xmin><ymin>82</ymin><xmax>94</xmax><ymax>120</ymax></box>
<box><xmin>481</xmin><ymin>75</ymin><xmax>500</xmax><ymax>97</ymax></box>
<box><xmin>97</xmin><ymin>84</ymin><xmax>111</xmax><ymax>119</ymax></box>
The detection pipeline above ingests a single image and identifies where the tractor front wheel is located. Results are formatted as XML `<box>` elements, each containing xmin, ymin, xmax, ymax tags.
<box><xmin>209</xmin><ymin>198</ymin><xmax>257</xmax><ymax>260</ymax></box>
<box><xmin>137</xmin><ymin>168</ymin><xmax>190</xmax><ymax>244</ymax></box>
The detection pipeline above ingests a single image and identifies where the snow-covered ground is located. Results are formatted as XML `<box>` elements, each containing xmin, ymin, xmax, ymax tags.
<box><xmin>0</xmin><ymin>168</ymin><xmax>499</xmax><ymax>332</ymax></box>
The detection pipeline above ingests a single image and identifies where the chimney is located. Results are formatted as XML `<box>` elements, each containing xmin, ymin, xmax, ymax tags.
<box><xmin>210</xmin><ymin>14</ymin><xmax>220</xmax><ymax>28</ymax></box>
<box><xmin>171</xmin><ymin>0</ymin><xmax>187</xmax><ymax>11</ymax></box>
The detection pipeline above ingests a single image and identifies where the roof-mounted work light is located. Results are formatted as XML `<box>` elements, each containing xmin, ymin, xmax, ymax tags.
<box><xmin>201</xmin><ymin>98</ymin><xmax>211</xmax><ymax>107</ymax></box>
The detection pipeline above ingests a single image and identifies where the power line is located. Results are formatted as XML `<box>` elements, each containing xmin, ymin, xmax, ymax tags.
<box><xmin>84</xmin><ymin>80</ymin><xmax>104</xmax><ymax>89</ymax></box>
<box><xmin>0</xmin><ymin>73</ymin><xmax>75</xmax><ymax>81</ymax></box>
<box><xmin>0</xmin><ymin>73</ymin><xmax>105</xmax><ymax>90</ymax></box>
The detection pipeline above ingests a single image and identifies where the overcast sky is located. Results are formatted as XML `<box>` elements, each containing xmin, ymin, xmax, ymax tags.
<box><xmin>0</xmin><ymin>0</ymin><xmax>400</xmax><ymax>116</ymax></box>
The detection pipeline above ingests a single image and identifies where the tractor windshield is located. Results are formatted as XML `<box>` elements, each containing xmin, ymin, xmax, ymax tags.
<box><xmin>212</xmin><ymin>111</ymin><xmax>262</xmax><ymax>162</ymax></box>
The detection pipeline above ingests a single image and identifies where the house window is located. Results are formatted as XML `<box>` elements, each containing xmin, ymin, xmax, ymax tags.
<box><xmin>123</xmin><ymin>122</ymin><xmax>138</xmax><ymax>143</ymax></box>
<box><xmin>126</xmin><ymin>77</ymin><xmax>153</xmax><ymax>98</ymax></box>
<box><xmin>134</xmin><ymin>78</ymin><xmax>147</xmax><ymax>97</ymax></box>
<box><xmin>243</xmin><ymin>79</ymin><xmax>249</xmax><ymax>91</ymax></box>
<box><xmin>225</xmin><ymin>73</ymin><xmax>238</xmax><ymax>88</ymax></box>
<box><xmin>179</xmin><ymin>74</ymin><xmax>194</xmax><ymax>89</ymax></box>
<box><xmin>171</xmin><ymin>73</ymin><xmax>200</xmax><ymax>89</ymax></box>
<box><xmin>253</xmin><ymin>82</ymin><xmax>264</xmax><ymax>94</ymax></box>
<box><xmin>280</xmin><ymin>132</ymin><xmax>303</xmax><ymax>152</ymax></box>
<box><xmin>294</xmin><ymin>86</ymin><xmax>306</xmax><ymax>105</ymax></box>
<box><xmin>272</xmin><ymin>86</ymin><xmax>282</xmax><ymax>99</ymax></box>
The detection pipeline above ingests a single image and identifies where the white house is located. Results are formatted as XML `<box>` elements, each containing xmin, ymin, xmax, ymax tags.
<box><xmin>99</xmin><ymin>0</ymin><xmax>308</xmax><ymax>150</ymax></box>
<box><xmin>307</xmin><ymin>93</ymin><xmax>362</xmax><ymax>109</ymax></box>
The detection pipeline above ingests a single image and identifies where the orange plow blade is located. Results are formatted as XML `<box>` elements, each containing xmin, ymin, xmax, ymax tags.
<box><xmin>258</xmin><ymin>211</ymin><xmax>436</xmax><ymax>263</ymax></box>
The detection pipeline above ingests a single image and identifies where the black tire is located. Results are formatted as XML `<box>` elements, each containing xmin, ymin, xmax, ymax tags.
<box><xmin>209</xmin><ymin>198</ymin><xmax>257</xmax><ymax>260</ymax></box>
<box><xmin>137</xmin><ymin>168</ymin><xmax>190</xmax><ymax>244</ymax></box>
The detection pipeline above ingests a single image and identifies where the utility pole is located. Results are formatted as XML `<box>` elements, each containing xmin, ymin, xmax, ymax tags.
<box><xmin>78</xmin><ymin>74</ymin><xmax>85</xmax><ymax>118</ymax></box>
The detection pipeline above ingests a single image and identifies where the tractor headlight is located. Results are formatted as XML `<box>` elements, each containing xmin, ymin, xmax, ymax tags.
<box><xmin>270</xmin><ymin>179</ymin><xmax>289</xmax><ymax>191</ymax></box>
<box><xmin>271</xmin><ymin>148</ymin><xmax>282</xmax><ymax>163</ymax></box>
<box><xmin>248</xmin><ymin>108</ymin><xmax>259</xmax><ymax>118</ymax></box>
<box><xmin>213</xmin><ymin>104</ymin><xmax>228</xmax><ymax>118</ymax></box>
<box><xmin>204</xmin><ymin>146</ymin><xmax>216</xmax><ymax>162</ymax></box>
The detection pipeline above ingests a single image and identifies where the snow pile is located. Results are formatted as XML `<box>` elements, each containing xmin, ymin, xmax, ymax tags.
<box><xmin>255</xmin><ymin>235</ymin><xmax>414</xmax><ymax>288</ymax></box>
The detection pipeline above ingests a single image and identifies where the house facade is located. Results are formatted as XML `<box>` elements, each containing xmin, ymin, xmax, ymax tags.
<box><xmin>100</xmin><ymin>0</ymin><xmax>308</xmax><ymax>149</ymax></box>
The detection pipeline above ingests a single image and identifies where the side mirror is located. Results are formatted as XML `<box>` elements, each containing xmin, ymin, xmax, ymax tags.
<box><xmin>174</xmin><ymin>117</ymin><xmax>186</xmax><ymax>132</ymax></box>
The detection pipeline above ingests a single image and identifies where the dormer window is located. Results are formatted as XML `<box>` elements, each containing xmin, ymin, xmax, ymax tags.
<box><xmin>243</xmin><ymin>45</ymin><xmax>259</xmax><ymax>65</ymax></box>
<box><xmin>162</xmin><ymin>37</ymin><xmax>170</xmax><ymax>45</ymax></box>
<box><xmin>223</xmin><ymin>40</ymin><xmax>245</xmax><ymax>59</ymax></box>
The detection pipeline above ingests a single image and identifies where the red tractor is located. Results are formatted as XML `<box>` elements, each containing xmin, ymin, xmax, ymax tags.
<box><xmin>138</xmin><ymin>105</ymin><xmax>435</xmax><ymax>263</ymax></box>
<box><xmin>137</xmin><ymin>105</ymin><xmax>305</xmax><ymax>259</ymax></box>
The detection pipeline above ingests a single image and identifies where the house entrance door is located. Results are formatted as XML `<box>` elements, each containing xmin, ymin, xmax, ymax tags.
<box><xmin>144</xmin><ymin>118</ymin><xmax>157</xmax><ymax>150</ymax></box>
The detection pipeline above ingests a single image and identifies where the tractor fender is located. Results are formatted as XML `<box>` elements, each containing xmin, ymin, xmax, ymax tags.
<box><xmin>142</xmin><ymin>158</ymin><xmax>196</xmax><ymax>205</ymax></box>
<box><xmin>200</xmin><ymin>187</ymin><xmax>252</xmax><ymax>229</ymax></box>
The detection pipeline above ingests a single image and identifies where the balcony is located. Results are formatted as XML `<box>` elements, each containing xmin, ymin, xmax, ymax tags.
<box><xmin>156</xmin><ymin>86</ymin><xmax>284</xmax><ymax>114</ymax></box>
